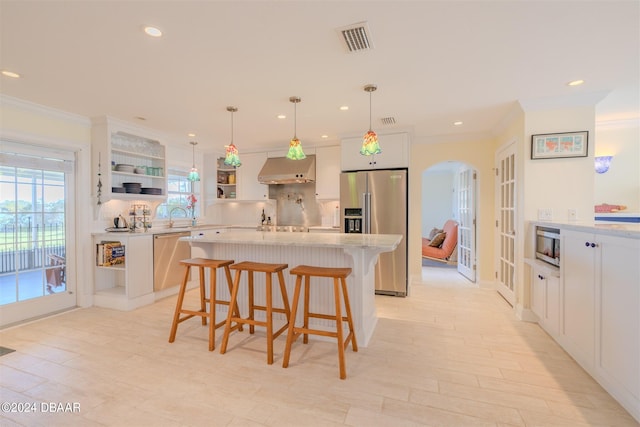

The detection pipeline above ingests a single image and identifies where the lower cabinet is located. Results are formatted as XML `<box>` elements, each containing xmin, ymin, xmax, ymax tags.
<box><xmin>562</xmin><ymin>230</ymin><xmax>596</xmax><ymax>368</ymax></box>
<box><xmin>526</xmin><ymin>258</ymin><xmax>560</xmax><ymax>338</ymax></box>
<box><xmin>596</xmin><ymin>233</ymin><xmax>640</xmax><ymax>415</ymax></box>
<box><xmin>93</xmin><ymin>233</ymin><xmax>155</xmax><ymax>310</ymax></box>
<box><xmin>560</xmin><ymin>228</ymin><xmax>640</xmax><ymax>422</ymax></box>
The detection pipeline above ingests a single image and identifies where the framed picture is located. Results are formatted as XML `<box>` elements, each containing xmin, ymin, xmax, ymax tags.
<box><xmin>531</xmin><ymin>131</ymin><xmax>588</xmax><ymax>159</ymax></box>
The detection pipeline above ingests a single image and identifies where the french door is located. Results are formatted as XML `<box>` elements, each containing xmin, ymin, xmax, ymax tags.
<box><xmin>0</xmin><ymin>141</ymin><xmax>76</xmax><ymax>327</ymax></box>
<box><xmin>495</xmin><ymin>143</ymin><xmax>517</xmax><ymax>305</ymax></box>
<box><xmin>457</xmin><ymin>168</ymin><xmax>476</xmax><ymax>282</ymax></box>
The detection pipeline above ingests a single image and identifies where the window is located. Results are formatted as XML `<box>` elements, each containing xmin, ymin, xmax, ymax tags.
<box><xmin>156</xmin><ymin>170</ymin><xmax>201</xmax><ymax>219</ymax></box>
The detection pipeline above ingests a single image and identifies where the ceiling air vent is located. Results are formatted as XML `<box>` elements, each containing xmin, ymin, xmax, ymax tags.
<box><xmin>338</xmin><ymin>22</ymin><xmax>374</xmax><ymax>53</ymax></box>
<box><xmin>380</xmin><ymin>117</ymin><xmax>396</xmax><ymax>126</ymax></box>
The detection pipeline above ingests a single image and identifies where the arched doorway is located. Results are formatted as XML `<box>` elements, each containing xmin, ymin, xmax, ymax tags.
<box><xmin>421</xmin><ymin>161</ymin><xmax>477</xmax><ymax>283</ymax></box>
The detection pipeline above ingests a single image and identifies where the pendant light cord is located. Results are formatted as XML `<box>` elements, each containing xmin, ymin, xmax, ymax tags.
<box><xmin>369</xmin><ymin>90</ymin><xmax>373</xmax><ymax>132</ymax></box>
<box><xmin>230</xmin><ymin>110</ymin><xmax>234</xmax><ymax>144</ymax></box>
<box><xmin>293</xmin><ymin>101</ymin><xmax>297</xmax><ymax>139</ymax></box>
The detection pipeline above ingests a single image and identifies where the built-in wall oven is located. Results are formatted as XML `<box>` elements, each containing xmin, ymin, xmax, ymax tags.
<box><xmin>535</xmin><ymin>226</ymin><xmax>560</xmax><ymax>267</ymax></box>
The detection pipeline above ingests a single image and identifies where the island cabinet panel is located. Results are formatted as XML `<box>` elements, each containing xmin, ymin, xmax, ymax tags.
<box><xmin>185</xmin><ymin>230</ymin><xmax>402</xmax><ymax>347</ymax></box>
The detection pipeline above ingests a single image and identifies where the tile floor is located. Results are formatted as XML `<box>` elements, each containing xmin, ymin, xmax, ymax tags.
<box><xmin>0</xmin><ymin>268</ymin><xmax>637</xmax><ymax>426</ymax></box>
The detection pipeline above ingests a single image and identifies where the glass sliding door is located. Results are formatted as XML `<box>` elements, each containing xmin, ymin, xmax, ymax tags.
<box><xmin>0</xmin><ymin>142</ymin><xmax>76</xmax><ymax>326</ymax></box>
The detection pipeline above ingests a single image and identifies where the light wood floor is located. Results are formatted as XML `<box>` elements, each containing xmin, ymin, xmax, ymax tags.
<box><xmin>1</xmin><ymin>268</ymin><xmax>637</xmax><ymax>426</ymax></box>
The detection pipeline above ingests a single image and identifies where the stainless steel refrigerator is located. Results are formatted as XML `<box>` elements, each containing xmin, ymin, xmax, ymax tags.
<box><xmin>340</xmin><ymin>169</ymin><xmax>407</xmax><ymax>296</ymax></box>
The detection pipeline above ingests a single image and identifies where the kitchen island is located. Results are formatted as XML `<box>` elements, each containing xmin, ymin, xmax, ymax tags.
<box><xmin>182</xmin><ymin>230</ymin><xmax>403</xmax><ymax>347</ymax></box>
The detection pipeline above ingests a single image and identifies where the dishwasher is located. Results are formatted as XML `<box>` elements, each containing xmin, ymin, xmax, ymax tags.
<box><xmin>153</xmin><ymin>231</ymin><xmax>192</xmax><ymax>291</ymax></box>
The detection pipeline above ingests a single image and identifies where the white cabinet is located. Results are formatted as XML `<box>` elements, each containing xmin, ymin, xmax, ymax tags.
<box><xmin>561</xmin><ymin>228</ymin><xmax>640</xmax><ymax>421</ymax></box>
<box><xmin>526</xmin><ymin>259</ymin><xmax>560</xmax><ymax>337</ymax></box>
<box><xmin>93</xmin><ymin>233</ymin><xmax>154</xmax><ymax>310</ymax></box>
<box><xmin>562</xmin><ymin>229</ymin><xmax>596</xmax><ymax>368</ymax></box>
<box><xmin>91</xmin><ymin>116</ymin><xmax>167</xmax><ymax>202</ymax></box>
<box><xmin>236</xmin><ymin>152</ymin><xmax>268</xmax><ymax>200</ymax></box>
<box><xmin>596</xmin><ymin>234</ymin><xmax>640</xmax><ymax>414</ymax></box>
<box><xmin>341</xmin><ymin>132</ymin><xmax>409</xmax><ymax>171</ymax></box>
<box><xmin>315</xmin><ymin>145</ymin><xmax>341</xmax><ymax>200</ymax></box>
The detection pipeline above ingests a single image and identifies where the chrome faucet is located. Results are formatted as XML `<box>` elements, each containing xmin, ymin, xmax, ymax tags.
<box><xmin>169</xmin><ymin>206</ymin><xmax>188</xmax><ymax>228</ymax></box>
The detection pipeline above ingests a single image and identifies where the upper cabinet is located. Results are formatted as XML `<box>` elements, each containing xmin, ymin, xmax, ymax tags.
<box><xmin>91</xmin><ymin>116</ymin><xmax>167</xmax><ymax>203</ymax></box>
<box><xmin>315</xmin><ymin>145</ymin><xmax>340</xmax><ymax>200</ymax></box>
<box><xmin>341</xmin><ymin>132</ymin><xmax>409</xmax><ymax>171</ymax></box>
<box><xmin>236</xmin><ymin>152</ymin><xmax>268</xmax><ymax>201</ymax></box>
<box><xmin>216</xmin><ymin>157</ymin><xmax>237</xmax><ymax>200</ymax></box>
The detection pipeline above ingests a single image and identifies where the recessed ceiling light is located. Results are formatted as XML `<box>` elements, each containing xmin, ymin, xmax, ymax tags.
<box><xmin>2</xmin><ymin>70</ymin><xmax>21</xmax><ymax>78</ymax></box>
<box><xmin>339</xmin><ymin>106</ymin><xmax>349</xmax><ymax>111</ymax></box>
<box><xmin>453</xmin><ymin>121</ymin><xmax>463</xmax><ymax>126</ymax></box>
<box><xmin>277</xmin><ymin>114</ymin><xmax>286</xmax><ymax>119</ymax></box>
<box><xmin>321</xmin><ymin>135</ymin><xmax>329</xmax><ymax>139</ymax></box>
<box><xmin>135</xmin><ymin>116</ymin><xmax>147</xmax><ymax>121</ymax></box>
<box><xmin>567</xmin><ymin>79</ymin><xmax>584</xmax><ymax>86</ymax></box>
<box><xmin>187</xmin><ymin>133</ymin><xmax>196</xmax><ymax>137</ymax></box>
<box><xmin>144</xmin><ymin>26</ymin><xmax>162</xmax><ymax>37</ymax></box>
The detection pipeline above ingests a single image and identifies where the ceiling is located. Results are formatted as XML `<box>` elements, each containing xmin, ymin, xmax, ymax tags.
<box><xmin>1</xmin><ymin>1</ymin><xmax>638</xmax><ymax>153</ymax></box>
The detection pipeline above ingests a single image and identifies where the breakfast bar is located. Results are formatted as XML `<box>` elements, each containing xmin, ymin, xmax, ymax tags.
<box><xmin>182</xmin><ymin>230</ymin><xmax>402</xmax><ymax>347</ymax></box>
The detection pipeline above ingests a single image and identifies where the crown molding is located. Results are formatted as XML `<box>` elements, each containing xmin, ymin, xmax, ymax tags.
<box><xmin>596</xmin><ymin>117</ymin><xmax>640</xmax><ymax>130</ymax></box>
<box><xmin>518</xmin><ymin>90</ymin><xmax>611</xmax><ymax>112</ymax></box>
<box><xmin>0</xmin><ymin>94</ymin><xmax>90</xmax><ymax>127</ymax></box>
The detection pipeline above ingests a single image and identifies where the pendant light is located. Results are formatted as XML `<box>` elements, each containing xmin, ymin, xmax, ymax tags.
<box><xmin>360</xmin><ymin>84</ymin><xmax>381</xmax><ymax>156</ymax></box>
<box><xmin>224</xmin><ymin>106</ymin><xmax>242</xmax><ymax>167</ymax></box>
<box><xmin>188</xmin><ymin>141</ymin><xmax>200</xmax><ymax>182</ymax></box>
<box><xmin>286</xmin><ymin>96</ymin><xmax>306</xmax><ymax>160</ymax></box>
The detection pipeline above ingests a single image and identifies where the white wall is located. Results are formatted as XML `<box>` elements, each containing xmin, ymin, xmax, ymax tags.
<box><xmin>421</xmin><ymin>169</ymin><xmax>455</xmax><ymax>236</ymax></box>
<box><xmin>594</xmin><ymin>120</ymin><xmax>640</xmax><ymax>212</ymax></box>
<box><xmin>523</xmin><ymin>106</ymin><xmax>596</xmax><ymax>222</ymax></box>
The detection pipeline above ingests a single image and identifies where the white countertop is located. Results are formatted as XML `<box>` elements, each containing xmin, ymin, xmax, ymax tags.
<box><xmin>92</xmin><ymin>224</ymin><xmax>230</xmax><ymax>236</ymax></box>
<box><xmin>532</xmin><ymin>220</ymin><xmax>640</xmax><ymax>239</ymax></box>
<box><xmin>183</xmin><ymin>230</ymin><xmax>403</xmax><ymax>250</ymax></box>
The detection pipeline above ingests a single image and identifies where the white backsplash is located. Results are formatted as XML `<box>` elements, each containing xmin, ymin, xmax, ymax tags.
<box><xmin>206</xmin><ymin>191</ymin><xmax>338</xmax><ymax>227</ymax></box>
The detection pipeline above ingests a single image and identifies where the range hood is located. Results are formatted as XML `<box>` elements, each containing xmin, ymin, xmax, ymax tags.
<box><xmin>258</xmin><ymin>155</ymin><xmax>316</xmax><ymax>184</ymax></box>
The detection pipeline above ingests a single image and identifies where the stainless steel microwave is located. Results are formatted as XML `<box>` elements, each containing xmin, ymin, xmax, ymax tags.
<box><xmin>535</xmin><ymin>227</ymin><xmax>560</xmax><ymax>267</ymax></box>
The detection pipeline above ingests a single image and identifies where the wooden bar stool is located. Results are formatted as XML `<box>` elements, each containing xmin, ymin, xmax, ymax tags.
<box><xmin>168</xmin><ymin>258</ymin><xmax>242</xmax><ymax>351</ymax></box>
<box><xmin>282</xmin><ymin>265</ymin><xmax>357</xmax><ymax>379</ymax></box>
<box><xmin>220</xmin><ymin>261</ymin><xmax>291</xmax><ymax>364</ymax></box>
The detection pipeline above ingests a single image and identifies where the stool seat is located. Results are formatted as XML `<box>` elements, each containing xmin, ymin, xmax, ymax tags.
<box><xmin>231</xmin><ymin>261</ymin><xmax>288</xmax><ymax>274</ymax></box>
<box><xmin>289</xmin><ymin>265</ymin><xmax>351</xmax><ymax>278</ymax></box>
<box><xmin>221</xmin><ymin>261</ymin><xmax>291</xmax><ymax>364</ymax></box>
<box><xmin>168</xmin><ymin>258</ymin><xmax>242</xmax><ymax>351</ymax></box>
<box><xmin>283</xmin><ymin>265</ymin><xmax>357</xmax><ymax>379</ymax></box>
<box><xmin>180</xmin><ymin>258</ymin><xmax>234</xmax><ymax>269</ymax></box>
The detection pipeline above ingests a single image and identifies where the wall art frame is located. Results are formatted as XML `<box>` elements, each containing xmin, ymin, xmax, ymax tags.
<box><xmin>531</xmin><ymin>131</ymin><xmax>588</xmax><ymax>159</ymax></box>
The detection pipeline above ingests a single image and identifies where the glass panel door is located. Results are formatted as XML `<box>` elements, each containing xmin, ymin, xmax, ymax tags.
<box><xmin>0</xmin><ymin>150</ymin><xmax>76</xmax><ymax>326</ymax></box>
<box><xmin>495</xmin><ymin>144</ymin><xmax>516</xmax><ymax>305</ymax></box>
<box><xmin>457</xmin><ymin>168</ymin><xmax>476</xmax><ymax>282</ymax></box>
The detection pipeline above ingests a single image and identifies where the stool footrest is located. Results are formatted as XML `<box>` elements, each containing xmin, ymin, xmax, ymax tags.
<box><xmin>307</xmin><ymin>312</ymin><xmax>351</xmax><ymax>322</ymax></box>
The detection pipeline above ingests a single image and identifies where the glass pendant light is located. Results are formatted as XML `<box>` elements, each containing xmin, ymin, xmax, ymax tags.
<box><xmin>360</xmin><ymin>84</ymin><xmax>381</xmax><ymax>156</ymax></box>
<box><xmin>188</xmin><ymin>141</ymin><xmax>200</xmax><ymax>181</ymax></box>
<box><xmin>286</xmin><ymin>96</ymin><xmax>306</xmax><ymax>160</ymax></box>
<box><xmin>224</xmin><ymin>106</ymin><xmax>242</xmax><ymax>167</ymax></box>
